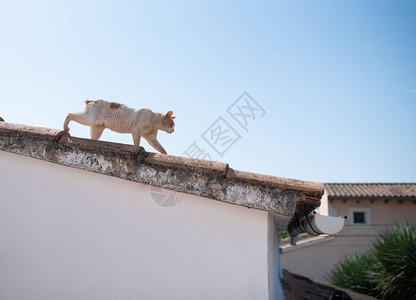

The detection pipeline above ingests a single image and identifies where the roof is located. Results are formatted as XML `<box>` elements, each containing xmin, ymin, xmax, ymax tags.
<box><xmin>325</xmin><ymin>183</ymin><xmax>416</xmax><ymax>201</ymax></box>
<box><xmin>283</xmin><ymin>269</ymin><xmax>377</xmax><ymax>300</ymax></box>
<box><xmin>0</xmin><ymin>121</ymin><xmax>323</xmax><ymax>225</ymax></box>
<box><xmin>280</xmin><ymin>233</ymin><xmax>334</xmax><ymax>253</ymax></box>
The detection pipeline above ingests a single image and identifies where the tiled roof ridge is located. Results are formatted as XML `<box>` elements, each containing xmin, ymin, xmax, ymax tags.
<box><xmin>324</xmin><ymin>182</ymin><xmax>416</xmax><ymax>200</ymax></box>
<box><xmin>325</xmin><ymin>182</ymin><xmax>415</xmax><ymax>185</ymax></box>
<box><xmin>0</xmin><ymin>121</ymin><xmax>323</xmax><ymax>219</ymax></box>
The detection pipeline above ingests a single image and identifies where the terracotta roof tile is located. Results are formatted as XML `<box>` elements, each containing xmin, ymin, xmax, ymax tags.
<box><xmin>142</xmin><ymin>151</ymin><xmax>229</xmax><ymax>176</ymax></box>
<box><xmin>59</xmin><ymin>135</ymin><xmax>142</xmax><ymax>156</ymax></box>
<box><xmin>0</xmin><ymin>122</ymin><xmax>67</xmax><ymax>141</ymax></box>
<box><xmin>283</xmin><ymin>269</ymin><xmax>377</xmax><ymax>300</ymax></box>
<box><xmin>226</xmin><ymin>169</ymin><xmax>323</xmax><ymax>194</ymax></box>
<box><xmin>325</xmin><ymin>183</ymin><xmax>416</xmax><ymax>200</ymax></box>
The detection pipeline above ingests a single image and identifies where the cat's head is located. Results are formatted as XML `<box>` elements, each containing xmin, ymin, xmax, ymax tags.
<box><xmin>161</xmin><ymin>111</ymin><xmax>175</xmax><ymax>133</ymax></box>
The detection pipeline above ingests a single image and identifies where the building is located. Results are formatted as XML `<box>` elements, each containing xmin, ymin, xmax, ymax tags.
<box><xmin>281</xmin><ymin>183</ymin><xmax>416</xmax><ymax>282</ymax></box>
<box><xmin>0</xmin><ymin>120</ymin><xmax>325</xmax><ymax>300</ymax></box>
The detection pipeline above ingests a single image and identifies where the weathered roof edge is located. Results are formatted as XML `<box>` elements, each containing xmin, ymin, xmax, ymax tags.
<box><xmin>0</xmin><ymin>122</ymin><xmax>323</xmax><ymax>219</ymax></box>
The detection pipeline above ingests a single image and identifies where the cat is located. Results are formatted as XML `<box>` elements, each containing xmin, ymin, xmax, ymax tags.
<box><xmin>63</xmin><ymin>100</ymin><xmax>175</xmax><ymax>154</ymax></box>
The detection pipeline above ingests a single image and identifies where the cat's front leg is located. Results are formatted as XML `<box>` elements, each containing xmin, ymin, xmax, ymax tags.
<box><xmin>143</xmin><ymin>134</ymin><xmax>167</xmax><ymax>154</ymax></box>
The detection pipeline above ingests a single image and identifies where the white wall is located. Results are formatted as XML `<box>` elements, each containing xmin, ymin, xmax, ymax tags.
<box><xmin>0</xmin><ymin>151</ymin><xmax>279</xmax><ymax>300</ymax></box>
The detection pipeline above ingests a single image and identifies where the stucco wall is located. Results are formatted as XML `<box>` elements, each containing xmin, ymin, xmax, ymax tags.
<box><xmin>281</xmin><ymin>199</ymin><xmax>416</xmax><ymax>281</ymax></box>
<box><xmin>0</xmin><ymin>151</ymin><xmax>281</xmax><ymax>300</ymax></box>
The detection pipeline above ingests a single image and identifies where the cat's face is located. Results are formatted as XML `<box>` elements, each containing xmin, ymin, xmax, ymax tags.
<box><xmin>161</xmin><ymin>111</ymin><xmax>175</xmax><ymax>133</ymax></box>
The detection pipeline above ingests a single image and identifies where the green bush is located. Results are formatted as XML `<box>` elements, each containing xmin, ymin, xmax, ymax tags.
<box><xmin>328</xmin><ymin>222</ymin><xmax>416</xmax><ymax>299</ymax></box>
<box><xmin>370</xmin><ymin>222</ymin><xmax>416</xmax><ymax>299</ymax></box>
<box><xmin>327</xmin><ymin>252</ymin><xmax>378</xmax><ymax>297</ymax></box>
<box><xmin>278</xmin><ymin>230</ymin><xmax>290</xmax><ymax>239</ymax></box>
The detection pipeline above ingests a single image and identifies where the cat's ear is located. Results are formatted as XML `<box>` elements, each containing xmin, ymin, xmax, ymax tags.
<box><xmin>166</xmin><ymin>111</ymin><xmax>173</xmax><ymax>118</ymax></box>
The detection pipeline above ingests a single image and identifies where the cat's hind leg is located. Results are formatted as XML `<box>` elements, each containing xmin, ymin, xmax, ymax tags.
<box><xmin>63</xmin><ymin>111</ymin><xmax>95</xmax><ymax>131</ymax></box>
<box><xmin>63</xmin><ymin>113</ymin><xmax>75</xmax><ymax>131</ymax></box>
<box><xmin>132</xmin><ymin>130</ymin><xmax>142</xmax><ymax>147</ymax></box>
<box><xmin>90</xmin><ymin>125</ymin><xmax>105</xmax><ymax>140</ymax></box>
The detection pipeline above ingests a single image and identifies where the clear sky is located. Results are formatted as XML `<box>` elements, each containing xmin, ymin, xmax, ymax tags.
<box><xmin>1</xmin><ymin>0</ymin><xmax>415</xmax><ymax>183</ymax></box>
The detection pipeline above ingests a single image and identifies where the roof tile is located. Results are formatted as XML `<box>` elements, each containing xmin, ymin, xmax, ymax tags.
<box><xmin>0</xmin><ymin>122</ymin><xmax>68</xmax><ymax>141</ymax></box>
<box><xmin>226</xmin><ymin>169</ymin><xmax>323</xmax><ymax>199</ymax></box>
<box><xmin>59</xmin><ymin>135</ymin><xmax>142</xmax><ymax>156</ymax></box>
<box><xmin>325</xmin><ymin>183</ymin><xmax>416</xmax><ymax>200</ymax></box>
<box><xmin>142</xmin><ymin>151</ymin><xmax>229</xmax><ymax>176</ymax></box>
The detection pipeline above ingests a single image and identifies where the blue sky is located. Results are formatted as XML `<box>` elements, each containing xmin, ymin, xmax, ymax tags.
<box><xmin>1</xmin><ymin>0</ymin><xmax>415</xmax><ymax>183</ymax></box>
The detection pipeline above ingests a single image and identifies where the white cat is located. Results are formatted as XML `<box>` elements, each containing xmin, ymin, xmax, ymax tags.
<box><xmin>63</xmin><ymin>100</ymin><xmax>175</xmax><ymax>154</ymax></box>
